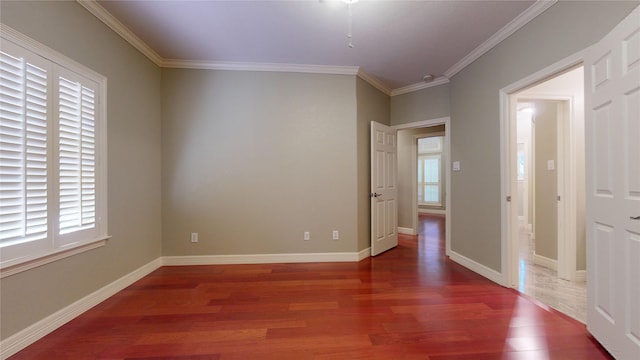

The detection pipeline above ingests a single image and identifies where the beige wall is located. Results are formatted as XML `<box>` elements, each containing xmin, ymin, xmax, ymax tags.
<box><xmin>391</xmin><ymin>84</ymin><xmax>450</xmax><ymax>125</ymax></box>
<box><xmin>161</xmin><ymin>69</ymin><xmax>359</xmax><ymax>255</ymax></box>
<box><xmin>533</xmin><ymin>101</ymin><xmax>559</xmax><ymax>261</ymax></box>
<box><xmin>356</xmin><ymin>78</ymin><xmax>390</xmax><ymax>250</ymax></box>
<box><xmin>448</xmin><ymin>1</ymin><xmax>637</xmax><ymax>272</ymax></box>
<box><xmin>397</xmin><ymin>126</ymin><xmax>445</xmax><ymax>229</ymax></box>
<box><xmin>0</xmin><ymin>1</ymin><xmax>163</xmax><ymax>340</ymax></box>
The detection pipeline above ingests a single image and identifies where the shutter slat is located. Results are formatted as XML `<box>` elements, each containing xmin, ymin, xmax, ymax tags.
<box><xmin>1</xmin><ymin>49</ymin><xmax>49</xmax><ymax>245</ymax></box>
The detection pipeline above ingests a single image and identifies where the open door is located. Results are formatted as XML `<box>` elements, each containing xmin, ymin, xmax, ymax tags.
<box><xmin>370</xmin><ymin>121</ymin><xmax>398</xmax><ymax>256</ymax></box>
<box><xmin>585</xmin><ymin>6</ymin><xmax>640</xmax><ymax>359</ymax></box>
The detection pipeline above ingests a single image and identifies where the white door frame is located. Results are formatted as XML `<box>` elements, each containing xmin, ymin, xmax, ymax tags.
<box><xmin>516</xmin><ymin>96</ymin><xmax>577</xmax><ymax>282</ymax></box>
<box><xmin>499</xmin><ymin>50</ymin><xmax>586</xmax><ymax>287</ymax></box>
<box><xmin>393</xmin><ymin>117</ymin><xmax>451</xmax><ymax>256</ymax></box>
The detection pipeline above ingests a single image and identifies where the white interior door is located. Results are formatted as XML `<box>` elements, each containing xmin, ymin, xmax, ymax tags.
<box><xmin>370</xmin><ymin>121</ymin><xmax>398</xmax><ymax>256</ymax></box>
<box><xmin>585</xmin><ymin>6</ymin><xmax>640</xmax><ymax>359</ymax></box>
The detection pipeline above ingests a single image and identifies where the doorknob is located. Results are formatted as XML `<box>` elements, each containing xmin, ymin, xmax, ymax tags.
<box><xmin>370</xmin><ymin>193</ymin><xmax>382</xmax><ymax>198</ymax></box>
<box><xmin>632</xmin><ymin>215</ymin><xmax>640</xmax><ymax>220</ymax></box>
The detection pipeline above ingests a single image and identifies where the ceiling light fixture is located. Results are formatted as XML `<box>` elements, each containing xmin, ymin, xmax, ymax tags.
<box><xmin>423</xmin><ymin>74</ymin><xmax>434</xmax><ymax>82</ymax></box>
<box><xmin>342</xmin><ymin>0</ymin><xmax>359</xmax><ymax>48</ymax></box>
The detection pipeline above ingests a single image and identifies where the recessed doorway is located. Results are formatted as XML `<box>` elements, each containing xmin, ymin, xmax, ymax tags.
<box><xmin>506</xmin><ymin>66</ymin><xmax>587</xmax><ymax>322</ymax></box>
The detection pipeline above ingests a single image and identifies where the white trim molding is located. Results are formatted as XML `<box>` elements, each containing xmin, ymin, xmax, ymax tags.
<box><xmin>575</xmin><ymin>270</ymin><xmax>586</xmax><ymax>282</ymax></box>
<box><xmin>77</xmin><ymin>0</ymin><xmax>390</xmax><ymax>95</ymax></box>
<box><xmin>449</xmin><ymin>250</ymin><xmax>505</xmax><ymax>286</ymax></box>
<box><xmin>392</xmin><ymin>117</ymin><xmax>450</xmax><ymax>131</ymax></box>
<box><xmin>418</xmin><ymin>208</ymin><xmax>446</xmax><ymax>215</ymax></box>
<box><xmin>162</xmin><ymin>59</ymin><xmax>360</xmax><ymax>76</ymax></box>
<box><xmin>357</xmin><ymin>69</ymin><xmax>391</xmax><ymax>95</ymax></box>
<box><xmin>0</xmin><ymin>249</ymin><xmax>375</xmax><ymax>358</ymax></box>
<box><xmin>500</xmin><ymin>48</ymin><xmax>587</xmax><ymax>289</ymax></box>
<box><xmin>162</xmin><ymin>251</ymin><xmax>368</xmax><ymax>266</ymax></box>
<box><xmin>392</xmin><ymin>0</ymin><xmax>557</xmax><ymax>96</ymax></box>
<box><xmin>398</xmin><ymin>227</ymin><xmax>417</xmax><ymax>235</ymax></box>
<box><xmin>0</xmin><ymin>258</ymin><xmax>162</xmax><ymax>359</ymax></box>
<box><xmin>76</xmin><ymin>0</ymin><xmax>555</xmax><ymax>97</ymax></box>
<box><xmin>443</xmin><ymin>0</ymin><xmax>557</xmax><ymax>79</ymax></box>
<box><xmin>76</xmin><ymin>0</ymin><xmax>163</xmax><ymax>66</ymax></box>
<box><xmin>391</xmin><ymin>77</ymin><xmax>450</xmax><ymax>97</ymax></box>
<box><xmin>533</xmin><ymin>253</ymin><xmax>558</xmax><ymax>271</ymax></box>
<box><xmin>0</xmin><ymin>238</ymin><xmax>109</xmax><ymax>279</ymax></box>
<box><xmin>392</xmin><ymin>117</ymin><xmax>451</xmax><ymax>257</ymax></box>
<box><xmin>357</xmin><ymin>247</ymin><xmax>371</xmax><ymax>261</ymax></box>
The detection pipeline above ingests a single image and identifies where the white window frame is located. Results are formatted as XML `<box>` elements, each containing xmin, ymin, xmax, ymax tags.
<box><xmin>418</xmin><ymin>153</ymin><xmax>442</xmax><ymax>206</ymax></box>
<box><xmin>1</xmin><ymin>24</ymin><xmax>108</xmax><ymax>277</ymax></box>
<box><xmin>417</xmin><ymin>136</ymin><xmax>444</xmax><ymax>207</ymax></box>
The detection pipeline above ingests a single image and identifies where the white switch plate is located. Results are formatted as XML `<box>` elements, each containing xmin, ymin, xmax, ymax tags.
<box><xmin>547</xmin><ymin>160</ymin><xmax>555</xmax><ymax>171</ymax></box>
<box><xmin>190</xmin><ymin>232</ymin><xmax>198</xmax><ymax>243</ymax></box>
<box><xmin>453</xmin><ymin>161</ymin><xmax>461</xmax><ymax>171</ymax></box>
<box><xmin>332</xmin><ymin>230</ymin><xmax>339</xmax><ymax>240</ymax></box>
<box><xmin>304</xmin><ymin>231</ymin><xmax>310</xmax><ymax>241</ymax></box>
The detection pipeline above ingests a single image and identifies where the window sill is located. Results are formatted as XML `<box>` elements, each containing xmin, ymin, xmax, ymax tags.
<box><xmin>0</xmin><ymin>236</ymin><xmax>111</xmax><ymax>278</ymax></box>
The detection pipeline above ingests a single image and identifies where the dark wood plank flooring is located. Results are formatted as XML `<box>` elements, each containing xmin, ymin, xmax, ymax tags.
<box><xmin>10</xmin><ymin>215</ymin><xmax>611</xmax><ymax>359</ymax></box>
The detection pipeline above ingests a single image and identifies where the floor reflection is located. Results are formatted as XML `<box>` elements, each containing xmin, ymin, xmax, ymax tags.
<box><xmin>518</xmin><ymin>226</ymin><xmax>587</xmax><ymax>323</ymax></box>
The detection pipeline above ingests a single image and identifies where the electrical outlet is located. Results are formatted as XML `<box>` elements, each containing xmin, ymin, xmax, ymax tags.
<box><xmin>332</xmin><ymin>230</ymin><xmax>339</xmax><ymax>240</ymax></box>
<box><xmin>191</xmin><ymin>232</ymin><xmax>198</xmax><ymax>243</ymax></box>
<box><xmin>304</xmin><ymin>231</ymin><xmax>310</xmax><ymax>241</ymax></box>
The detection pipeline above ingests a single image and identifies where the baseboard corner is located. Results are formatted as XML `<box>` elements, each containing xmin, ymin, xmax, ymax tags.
<box><xmin>448</xmin><ymin>251</ymin><xmax>506</xmax><ymax>286</ymax></box>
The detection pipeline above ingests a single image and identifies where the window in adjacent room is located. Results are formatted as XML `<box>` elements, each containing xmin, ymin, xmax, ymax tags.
<box><xmin>417</xmin><ymin>136</ymin><xmax>443</xmax><ymax>207</ymax></box>
<box><xmin>0</xmin><ymin>26</ymin><xmax>108</xmax><ymax>274</ymax></box>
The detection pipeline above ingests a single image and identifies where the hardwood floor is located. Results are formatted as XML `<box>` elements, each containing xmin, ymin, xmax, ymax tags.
<box><xmin>10</xmin><ymin>215</ymin><xmax>611</xmax><ymax>359</ymax></box>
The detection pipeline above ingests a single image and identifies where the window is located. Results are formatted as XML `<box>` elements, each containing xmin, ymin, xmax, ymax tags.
<box><xmin>417</xmin><ymin>136</ymin><xmax>443</xmax><ymax>206</ymax></box>
<box><xmin>1</xmin><ymin>26</ymin><xmax>107</xmax><ymax>273</ymax></box>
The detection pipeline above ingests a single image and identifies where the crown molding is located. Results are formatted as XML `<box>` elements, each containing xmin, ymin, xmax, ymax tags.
<box><xmin>164</xmin><ymin>59</ymin><xmax>392</xmax><ymax>95</ymax></box>
<box><xmin>356</xmin><ymin>69</ymin><xmax>391</xmax><ymax>96</ymax></box>
<box><xmin>77</xmin><ymin>0</ymin><xmax>555</xmax><ymax>96</ymax></box>
<box><xmin>161</xmin><ymin>58</ymin><xmax>359</xmax><ymax>75</ymax></box>
<box><xmin>76</xmin><ymin>0</ymin><xmax>163</xmax><ymax>66</ymax></box>
<box><xmin>390</xmin><ymin>77</ymin><xmax>450</xmax><ymax>97</ymax></box>
<box><xmin>443</xmin><ymin>0</ymin><xmax>557</xmax><ymax>79</ymax></box>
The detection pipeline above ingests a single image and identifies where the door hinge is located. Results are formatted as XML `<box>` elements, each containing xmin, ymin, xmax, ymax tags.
<box><xmin>506</xmin><ymin>196</ymin><xmax>511</xmax><ymax>202</ymax></box>
<box><xmin>557</xmin><ymin>195</ymin><xmax>561</xmax><ymax>201</ymax></box>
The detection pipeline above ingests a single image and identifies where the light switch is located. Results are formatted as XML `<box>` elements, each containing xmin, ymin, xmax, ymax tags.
<box><xmin>547</xmin><ymin>160</ymin><xmax>555</xmax><ymax>171</ymax></box>
<box><xmin>453</xmin><ymin>161</ymin><xmax>461</xmax><ymax>171</ymax></box>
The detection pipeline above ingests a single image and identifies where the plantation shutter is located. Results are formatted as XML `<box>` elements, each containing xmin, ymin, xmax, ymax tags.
<box><xmin>58</xmin><ymin>75</ymin><xmax>96</xmax><ymax>235</ymax></box>
<box><xmin>0</xmin><ymin>48</ymin><xmax>49</xmax><ymax>245</ymax></box>
<box><xmin>1</xmin><ymin>27</ymin><xmax>107</xmax><ymax>269</ymax></box>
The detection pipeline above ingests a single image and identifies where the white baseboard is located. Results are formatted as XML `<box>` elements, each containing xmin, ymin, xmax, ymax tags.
<box><xmin>0</xmin><ymin>249</ymin><xmax>373</xmax><ymax>358</ymax></box>
<box><xmin>398</xmin><ymin>227</ymin><xmax>416</xmax><ymax>235</ymax></box>
<box><xmin>533</xmin><ymin>253</ymin><xmax>558</xmax><ymax>271</ymax></box>
<box><xmin>0</xmin><ymin>258</ymin><xmax>162</xmax><ymax>360</ymax></box>
<box><xmin>358</xmin><ymin>247</ymin><xmax>371</xmax><ymax>261</ymax></box>
<box><xmin>162</xmin><ymin>251</ymin><xmax>367</xmax><ymax>266</ymax></box>
<box><xmin>575</xmin><ymin>270</ymin><xmax>586</xmax><ymax>282</ymax></box>
<box><xmin>448</xmin><ymin>250</ymin><xmax>505</xmax><ymax>286</ymax></box>
<box><xmin>418</xmin><ymin>208</ymin><xmax>445</xmax><ymax>215</ymax></box>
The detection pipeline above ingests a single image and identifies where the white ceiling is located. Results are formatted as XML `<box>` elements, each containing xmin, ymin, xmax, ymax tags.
<box><xmin>92</xmin><ymin>0</ymin><xmax>551</xmax><ymax>94</ymax></box>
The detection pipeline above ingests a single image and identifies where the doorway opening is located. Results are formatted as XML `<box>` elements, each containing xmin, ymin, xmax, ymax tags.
<box><xmin>506</xmin><ymin>66</ymin><xmax>587</xmax><ymax>322</ymax></box>
<box><xmin>417</xmin><ymin>134</ymin><xmax>446</xmax><ymax>215</ymax></box>
<box><xmin>394</xmin><ymin>117</ymin><xmax>451</xmax><ymax>256</ymax></box>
